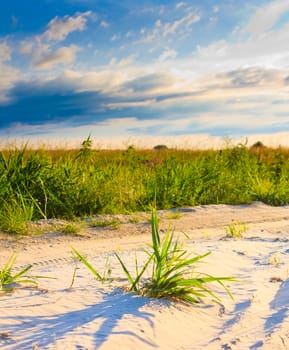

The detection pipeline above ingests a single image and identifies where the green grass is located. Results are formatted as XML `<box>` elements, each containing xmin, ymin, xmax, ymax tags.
<box><xmin>226</xmin><ymin>222</ymin><xmax>247</xmax><ymax>239</ymax></box>
<box><xmin>0</xmin><ymin>253</ymin><xmax>48</xmax><ymax>293</ymax></box>
<box><xmin>89</xmin><ymin>218</ymin><xmax>122</xmax><ymax>229</ymax></box>
<box><xmin>72</xmin><ymin>209</ymin><xmax>235</xmax><ymax>304</ymax></box>
<box><xmin>1</xmin><ymin>140</ymin><xmax>289</xmax><ymax>232</ymax></box>
<box><xmin>61</xmin><ymin>222</ymin><xmax>84</xmax><ymax>235</ymax></box>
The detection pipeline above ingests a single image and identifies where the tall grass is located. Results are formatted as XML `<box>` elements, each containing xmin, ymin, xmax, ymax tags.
<box><xmin>1</xmin><ymin>140</ymin><xmax>289</xmax><ymax>233</ymax></box>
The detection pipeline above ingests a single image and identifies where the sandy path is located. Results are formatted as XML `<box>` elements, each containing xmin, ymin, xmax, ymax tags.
<box><xmin>1</xmin><ymin>202</ymin><xmax>289</xmax><ymax>349</ymax></box>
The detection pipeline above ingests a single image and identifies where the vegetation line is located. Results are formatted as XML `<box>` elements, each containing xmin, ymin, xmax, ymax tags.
<box><xmin>0</xmin><ymin>138</ymin><xmax>288</xmax><ymax>234</ymax></box>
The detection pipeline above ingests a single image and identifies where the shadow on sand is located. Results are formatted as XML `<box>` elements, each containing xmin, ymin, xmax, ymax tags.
<box><xmin>1</xmin><ymin>289</ymin><xmax>156</xmax><ymax>349</ymax></box>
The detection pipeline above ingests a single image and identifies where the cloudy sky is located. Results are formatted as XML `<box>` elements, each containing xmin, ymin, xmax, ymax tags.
<box><xmin>1</xmin><ymin>0</ymin><xmax>289</xmax><ymax>143</ymax></box>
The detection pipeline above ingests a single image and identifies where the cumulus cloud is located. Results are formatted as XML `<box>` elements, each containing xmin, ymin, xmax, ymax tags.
<box><xmin>0</xmin><ymin>43</ymin><xmax>20</xmax><ymax>103</ymax></box>
<box><xmin>0</xmin><ymin>42</ymin><xmax>11</xmax><ymax>62</ymax></box>
<box><xmin>243</xmin><ymin>0</ymin><xmax>289</xmax><ymax>37</ymax></box>
<box><xmin>33</xmin><ymin>45</ymin><xmax>80</xmax><ymax>69</ymax></box>
<box><xmin>100</xmin><ymin>20</ymin><xmax>109</xmax><ymax>28</ymax></box>
<box><xmin>176</xmin><ymin>2</ymin><xmax>186</xmax><ymax>9</ymax></box>
<box><xmin>42</xmin><ymin>11</ymin><xmax>94</xmax><ymax>42</ymax></box>
<box><xmin>158</xmin><ymin>49</ymin><xmax>177</xmax><ymax>62</ymax></box>
<box><xmin>18</xmin><ymin>11</ymin><xmax>94</xmax><ymax>69</ymax></box>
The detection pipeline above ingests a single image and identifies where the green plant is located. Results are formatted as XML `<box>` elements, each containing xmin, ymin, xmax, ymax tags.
<box><xmin>129</xmin><ymin>215</ymin><xmax>144</xmax><ymax>223</ymax></box>
<box><xmin>75</xmin><ymin>209</ymin><xmax>235</xmax><ymax>305</ymax></box>
<box><xmin>71</xmin><ymin>247</ymin><xmax>112</xmax><ymax>283</ymax></box>
<box><xmin>117</xmin><ymin>208</ymin><xmax>234</xmax><ymax>303</ymax></box>
<box><xmin>61</xmin><ymin>222</ymin><xmax>83</xmax><ymax>235</ymax></box>
<box><xmin>89</xmin><ymin>218</ymin><xmax>121</xmax><ymax>230</ymax></box>
<box><xmin>2</xmin><ymin>144</ymin><xmax>289</xmax><ymax>229</ymax></box>
<box><xmin>268</xmin><ymin>252</ymin><xmax>281</xmax><ymax>266</ymax></box>
<box><xmin>165</xmin><ymin>210</ymin><xmax>183</xmax><ymax>220</ymax></box>
<box><xmin>0</xmin><ymin>197</ymin><xmax>34</xmax><ymax>234</ymax></box>
<box><xmin>0</xmin><ymin>254</ymin><xmax>44</xmax><ymax>292</ymax></box>
<box><xmin>226</xmin><ymin>222</ymin><xmax>247</xmax><ymax>238</ymax></box>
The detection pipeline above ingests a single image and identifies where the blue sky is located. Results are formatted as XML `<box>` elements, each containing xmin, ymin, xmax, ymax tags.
<box><xmin>1</xmin><ymin>0</ymin><xmax>289</xmax><ymax>142</ymax></box>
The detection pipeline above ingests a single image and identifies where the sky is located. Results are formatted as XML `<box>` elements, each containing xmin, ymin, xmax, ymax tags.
<box><xmin>1</xmin><ymin>0</ymin><xmax>289</xmax><ymax>145</ymax></box>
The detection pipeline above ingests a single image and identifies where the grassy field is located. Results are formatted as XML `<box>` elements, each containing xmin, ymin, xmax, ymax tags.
<box><xmin>1</xmin><ymin>138</ymin><xmax>289</xmax><ymax>234</ymax></box>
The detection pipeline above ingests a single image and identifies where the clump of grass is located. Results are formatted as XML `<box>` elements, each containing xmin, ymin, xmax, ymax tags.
<box><xmin>268</xmin><ymin>252</ymin><xmax>282</xmax><ymax>266</ymax></box>
<box><xmin>74</xmin><ymin>209</ymin><xmax>235</xmax><ymax>305</ymax></box>
<box><xmin>0</xmin><ymin>254</ymin><xmax>44</xmax><ymax>293</ymax></box>
<box><xmin>129</xmin><ymin>215</ymin><xmax>143</xmax><ymax>224</ymax></box>
<box><xmin>117</xmin><ymin>208</ymin><xmax>235</xmax><ymax>303</ymax></box>
<box><xmin>226</xmin><ymin>222</ymin><xmax>247</xmax><ymax>238</ymax></box>
<box><xmin>89</xmin><ymin>218</ymin><xmax>121</xmax><ymax>230</ymax></box>
<box><xmin>0</xmin><ymin>198</ymin><xmax>34</xmax><ymax>235</ymax></box>
<box><xmin>165</xmin><ymin>210</ymin><xmax>183</xmax><ymax>220</ymax></box>
<box><xmin>61</xmin><ymin>222</ymin><xmax>83</xmax><ymax>235</ymax></box>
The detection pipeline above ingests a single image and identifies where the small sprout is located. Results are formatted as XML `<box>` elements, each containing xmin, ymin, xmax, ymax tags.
<box><xmin>226</xmin><ymin>222</ymin><xmax>247</xmax><ymax>238</ymax></box>
<box><xmin>268</xmin><ymin>252</ymin><xmax>281</xmax><ymax>266</ymax></box>
<box><xmin>202</xmin><ymin>231</ymin><xmax>211</xmax><ymax>239</ymax></box>
<box><xmin>0</xmin><ymin>253</ymin><xmax>51</xmax><ymax>293</ymax></box>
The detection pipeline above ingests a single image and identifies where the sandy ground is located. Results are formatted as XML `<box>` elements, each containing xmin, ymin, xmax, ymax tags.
<box><xmin>1</xmin><ymin>202</ymin><xmax>289</xmax><ymax>349</ymax></box>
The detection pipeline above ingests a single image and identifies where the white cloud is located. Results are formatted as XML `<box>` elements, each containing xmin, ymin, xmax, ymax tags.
<box><xmin>0</xmin><ymin>43</ymin><xmax>20</xmax><ymax>103</ymax></box>
<box><xmin>42</xmin><ymin>11</ymin><xmax>94</xmax><ymax>42</ymax></box>
<box><xmin>142</xmin><ymin>11</ymin><xmax>200</xmax><ymax>44</ymax></box>
<box><xmin>118</xmin><ymin>55</ymin><xmax>136</xmax><ymax>67</ymax></box>
<box><xmin>243</xmin><ymin>0</ymin><xmax>289</xmax><ymax>37</ymax></box>
<box><xmin>193</xmin><ymin>20</ymin><xmax>289</xmax><ymax>73</ymax></box>
<box><xmin>162</xmin><ymin>12</ymin><xmax>200</xmax><ymax>36</ymax></box>
<box><xmin>100</xmin><ymin>20</ymin><xmax>109</xmax><ymax>28</ymax></box>
<box><xmin>0</xmin><ymin>65</ymin><xmax>19</xmax><ymax>103</ymax></box>
<box><xmin>19</xmin><ymin>39</ymin><xmax>35</xmax><ymax>56</ymax></box>
<box><xmin>158</xmin><ymin>49</ymin><xmax>177</xmax><ymax>62</ymax></box>
<box><xmin>0</xmin><ymin>42</ymin><xmax>11</xmax><ymax>62</ymax></box>
<box><xmin>176</xmin><ymin>2</ymin><xmax>186</xmax><ymax>9</ymax></box>
<box><xmin>33</xmin><ymin>45</ymin><xmax>80</xmax><ymax>69</ymax></box>
<box><xmin>18</xmin><ymin>11</ymin><xmax>94</xmax><ymax>70</ymax></box>
<box><xmin>126</xmin><ymin>31</ymin><xmax>133</xmax><ymax>38</ymax></box>
<box><xmin>111</xmin><ymin>33</ymin><xmax>120</xmax><ymax>41</ymax></box>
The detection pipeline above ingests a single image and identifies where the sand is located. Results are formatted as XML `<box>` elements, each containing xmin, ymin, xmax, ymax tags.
<box><xmin>1</xmin><ymin>202</ymin><xmax>289</xmax><ymax>349</ymax></box>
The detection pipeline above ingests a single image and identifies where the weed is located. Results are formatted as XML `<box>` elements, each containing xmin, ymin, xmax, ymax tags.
<box><xmin>89</xmin><ymin>218</ymin><xmax>121</xmax><ymax>230</ymax></box>
<box><xmin>129</xmin><ymin>215</ymin><xmax>143</xmax><ymax>224</ymax></box>
<box><xmin>165</xmin><ymin>210</ymin><xmax>183</xmax><ymax>220</ymax></box>
<box><xmin>268</xmin><ymin>252</ymin><xmax>282</xmax><ymax>266</ymax></box>
<box><xmin>71</xmin><ymin>247</ymin><xmax>112</xmax><ymax>283</ymax></box>
<box><xmin>226</xmin><ymin>222</ymin><xmax>247</xmax><ymax>238</ymax></box>
<box><xmin>0</xmin><ymin>253</ymin><xmax>47</xmax><ymax>293</ymax></box>
<box><xmin>61</xmin><ymin>222</ymin><xmax>83</xmax><ymax>235</ymax></box>
<box><xmin>0</xmin><ymin>197</ymin><xmax>34</xmax><ymax>234</ymax></box>
<box><xmin>74</xmin><ymin>209</ymin><xmax>235</xmax><ymax>304</ymax></box>
<box><xmin>117</xmin><ymin>208</ymin><xmax>235</xmax><ymax>303</ymax></box>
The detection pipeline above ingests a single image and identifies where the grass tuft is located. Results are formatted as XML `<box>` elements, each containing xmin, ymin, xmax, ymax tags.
<box><xmin>226</xmin><ymin>222</ymin><xmax>247</xmax><ymax>239</ymax></box>
<box><xmin>0</xmin><ymin>253</ymin><xmax>49</xmax><ymax>293</ymax></box>
<box><xmin>73</xmin><ymin>208</ymin><xmax>236</xmax><ymax>304</ymax></box>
